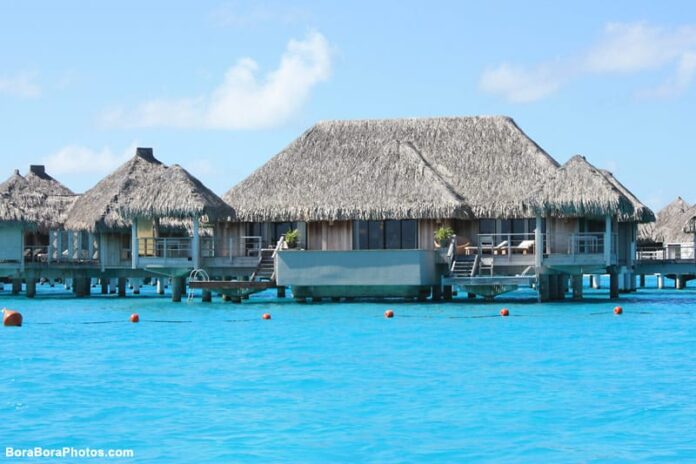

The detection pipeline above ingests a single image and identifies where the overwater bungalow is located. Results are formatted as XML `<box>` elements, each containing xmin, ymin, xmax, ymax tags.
<box><xmin>0</xmin><ymin>165</ymin><xmax>79</xmax><ymax>295</ymax></box>
<box><xmin>635</xmin><ymin>197</ymin><xmax>696</xmax><ymax>288</ymax></box>
<box><xmin>62</xmin><ymin>147</ymin><xmax>235</xmax><ymax>300</ymax></box>
<box><xmin>222</xmin><ymin>116</ymin><xmax>655</xmax><ymax>301</ymax></box>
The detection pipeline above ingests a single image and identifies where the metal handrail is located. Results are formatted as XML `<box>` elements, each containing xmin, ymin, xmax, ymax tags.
<box><xmin>471</xmin><ymin>254</ymin><xmax>480</xmax><ymax>277</ymax></box>
<box><xmin>272</xmin><ymin>235</ymin><xmax>286</xmax><ymax>259</ymax></box>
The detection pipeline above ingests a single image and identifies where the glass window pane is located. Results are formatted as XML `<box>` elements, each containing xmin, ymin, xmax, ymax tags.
<box><xmin>500</xmin><ymin>219</ymin><xmax>511</xmax><ymax>234</ymax></box>
<box><xmin>511</xmin><ymin>219</ymin><xmax>525</xmax><ymax>245</ymax></box>
<box><xmin>368</xmin><ymin>221</ymin><xmax>384</xmax><ymax>249</ymax></box>
<box><xmin>479</xmin><ymin>219</ymin><xmax>495</xmax><ymax>235</ymax></box>
<box><xmin>354</xmin><ymin>221</ymin><xmax>369</xmax><ymax>250</ymax></box>
<box><xmin>385</xmin><ymin>220</ymin><xmax>401</xmax><ymax>249</ymax></box>
<box><xmin>401</xmin><ymin>220</ymin><xmax>417</xmax><ymax>249</ymax></box>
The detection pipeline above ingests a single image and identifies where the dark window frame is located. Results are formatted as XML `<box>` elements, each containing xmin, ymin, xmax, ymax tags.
<box><xmin>353</xmin><ymin>219</ymin><xmax>418</xmax><ymax>250</ymax></box>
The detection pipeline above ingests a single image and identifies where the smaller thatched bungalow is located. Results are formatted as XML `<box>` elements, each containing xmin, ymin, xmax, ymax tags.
<box><xmin>638</xmin><ymin>197</ymin><xmax>696</xmax><ymax>259</ymax></box>
<box><xmin>0</xmin><ymin>165</ymin><xmax>78</xmax><ymax>270</ymax></box>
<box><xmin>64</xmin><ymin>147</ymin><xmax>234</xmax><ymax>272</ymax></box>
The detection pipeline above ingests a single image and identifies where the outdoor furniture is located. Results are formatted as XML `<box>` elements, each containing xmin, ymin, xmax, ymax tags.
<box><xmin>493</xmin><ymin>240</ymin><xmax>509</xmax><ymax>255</ymax></box>
<box><xmin>514</xmin><ymin>240</ymin><xmax>535</xmax><ymax>254</ymax></box>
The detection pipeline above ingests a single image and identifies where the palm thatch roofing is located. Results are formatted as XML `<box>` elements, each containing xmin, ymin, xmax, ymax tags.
<box><xmin>599</xmin><ymin>169</ymin><xmax>655</xmax><ymax>223</ymax></box>
<box><xmin>638</xmin><ymin>197</ymin><xmax>694</xmax><ymax>244</ymax></box>
<box><xmin>64</xmin><ymin>148</ymin><xmax>234</xmax><ymax>232</ymax></box>
<box><xmin>224</xmin><ymin>116</ymin><xmax>654</xmax><ymax>223</ymax></box>
<box><xmin>546</xmin><ymin>155</ymin><xmax>655</xmax><ymax>223</ymax></box>
<box><xmin>0</xmin><ymin>165</ymin><xmax>78</xmax><ymax>230</ymax></box>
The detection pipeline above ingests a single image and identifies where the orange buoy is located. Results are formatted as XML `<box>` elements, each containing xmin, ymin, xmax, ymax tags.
<box><xmin>262</xmin><ymin>313</ymin><xmax>271</xmax><ymax>320</ymax></box>
<box><xmin>130</xmin><ymin>313</ymin><xmax>140</xmax><ymax>323</ymax></box>
<box><xmin>500</xmin><ymin>308</ymin><xmax>510</xmax><ymax>317</ymax></box>
<box><xmin>384</xmin><ymin>309</ymin><xmax>394</xmax><ymax>318</ymax></box>
<box><xmin>2</xmin><ymin>309</ymin><xmax>22</xmax><ymax>327</ymax></box>
<box><xmin>614</xmin><ymin>306</ymin><xmax>623</xmax><ymax>315</ymax></box>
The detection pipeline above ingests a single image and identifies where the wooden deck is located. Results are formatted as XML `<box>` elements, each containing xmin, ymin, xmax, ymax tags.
<box><xmin>188</xmin><ymin>280</ymin><xmax>276</xmax><ymax>290</ymax></box>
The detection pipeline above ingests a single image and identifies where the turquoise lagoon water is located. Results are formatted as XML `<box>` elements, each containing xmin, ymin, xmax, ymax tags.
<box><xmin>1</xmin><ymin>278</ymin><xmax>695</xmax><ymax>463</ymax></box>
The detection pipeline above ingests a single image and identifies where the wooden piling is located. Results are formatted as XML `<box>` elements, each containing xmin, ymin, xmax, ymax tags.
<box><xmin>26</xmin><ymin>279</ymin><xmax>36</xmax><ymax>298</ymax></box>
<box><xmin>117</xmin><ymin>277</ymin><xmax>127</xmax><ymax>297</ymax></box>
<box><xmin>609</xmin><ymin>272</ymin><xmax>619</xmax><ymax>300</ymax></box>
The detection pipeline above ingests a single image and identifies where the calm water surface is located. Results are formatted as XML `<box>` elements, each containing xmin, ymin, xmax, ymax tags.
<box><xmin>1</xmin><ymin>278</ymin><xmax>695</xmax><ymax>463</ymax></box>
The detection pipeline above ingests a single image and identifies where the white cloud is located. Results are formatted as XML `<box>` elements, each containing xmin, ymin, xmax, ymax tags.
<box><xmin>0</xmin><ymin>73</ymin><xmax>40</xmax><ymax>98</ymax></box>
<box><xmin>101</xmin><ymin>31</ymin><xmax>331</xmax><ymax>130</ymax></box>
<box><xmin>41</xmin><ymin>143</ymin><xmax>136</xmax><ymax>176</ymax></box>
<box><xmin>585</xmin><ymin>23</ymin><xmax>696</xmax><ymax>73</ymax></box>
<box><xmin>480</xmin><ymin>22</ymin><xmax>696</xmax><ymax>103</ymax></box>
<box><xmin>480</xmin><ymin>62</ymin><xmax>564</xmax><ymax>103</ymax></box>
<box><xmin>640</xmin><ymin>52</ymin><xmax>696</xmax><ymax>98</ymax></box>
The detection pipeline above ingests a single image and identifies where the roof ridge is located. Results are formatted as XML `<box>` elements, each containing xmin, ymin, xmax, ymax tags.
<box><xmin>398</xmin><ymin>141</ymin><xmax>469</xmax><ymax>207</ymax></box>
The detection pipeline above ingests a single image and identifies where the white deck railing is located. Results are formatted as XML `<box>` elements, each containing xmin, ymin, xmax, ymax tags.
<box><xmin>637</xmin><ymin>243</ymin><xmax>695</xmax><ymax>261</ymax></box>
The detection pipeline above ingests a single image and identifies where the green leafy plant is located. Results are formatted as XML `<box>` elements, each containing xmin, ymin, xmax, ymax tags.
<box><xmin>434</xmin><ymin>226</ymin><xmax>454</xmax><ymax>246</ymax></box>
<box><xmin>284</xmin><ymin>229</ymin><xmax>299</xmax><ymax>248</ymax></box>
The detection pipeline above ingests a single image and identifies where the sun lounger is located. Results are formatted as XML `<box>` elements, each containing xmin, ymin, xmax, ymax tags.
<box><xmin>493</xmin><ymin>240</ymin><xmax>509</xmax><ymax>255</ymax></box>
<box><xmin>513</xmin><ymin>240</ymin><xmax>535</xmax><ymax>254</ymax></box>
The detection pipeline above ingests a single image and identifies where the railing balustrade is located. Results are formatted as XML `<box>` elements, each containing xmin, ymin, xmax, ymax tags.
<box><xmin>137</xmin><ymin>237</ymin><xmax>192</xmax><ymax>259</ymax></box>
<box><xmin>637</xmin><ymin>243</ymin><xmax>695</xmax><ymax>261</ymax></box>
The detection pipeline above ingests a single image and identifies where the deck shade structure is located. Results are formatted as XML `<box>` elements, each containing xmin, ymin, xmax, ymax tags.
<box><xmin>224</xmin><ymin>117</ymin><xmax>654</xmax><ymax>223</ymax></box>
<box><xmin>64</xmin><ymin>147</ymin><xmax>235</xmax><ymax>232</ymax></box>
<box><xmin>0</xmin><ymin>165</ymin><xmax>78</xmax><ymax>231</ymax></box>
<box><xmin>638</xmin><ymin>197</ymin><xmax>695</xmax><ymax>245</ymax></box>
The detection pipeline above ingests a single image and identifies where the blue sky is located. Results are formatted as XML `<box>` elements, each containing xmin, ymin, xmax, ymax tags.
<box><xmin>1</xmin><ymin>1</ymin><xmax>695</xmax><ymax>210</ymax></box>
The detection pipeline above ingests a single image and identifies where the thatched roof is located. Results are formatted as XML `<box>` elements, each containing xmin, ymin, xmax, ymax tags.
<box><xmin>0</xmin><ymin>165</ymin><xmax>78</xmax><ymax>230</ymax></box>
<box><xmin>224</xmin><ymin>116</ymin><xmax>653</xmax><ymax>223</ymax></box>
<box><xmin>64</xmin><ymin>148</ymin><xmax>234</xmax><ymax>232</ymax></box>
<box><xmin>599</xmin><ymin>169</ymin><xmax>655</xmax><ymax>223</ymax></box>
<box><xmin>543</xmin><ymin>155</ymin><xmax>654</xmax><ymax>223</ymax></box>
<box><xmin>638</xmin><ymin>197</ymin><xmax>694</xmax><ymax>244</ymax></box>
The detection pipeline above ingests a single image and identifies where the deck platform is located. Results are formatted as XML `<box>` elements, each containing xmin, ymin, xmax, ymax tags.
<box><xmin>188</xmin><ymin>280</ymin><xmax>276</xmax><ymax>290</ymax></box>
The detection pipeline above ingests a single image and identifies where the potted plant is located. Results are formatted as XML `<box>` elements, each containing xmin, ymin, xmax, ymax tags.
<box><xmin>434</xmin><ymin>226</ymin><xmax>454</xmax><ymax>247</ymax></box>
<box><xmin>284</xmin><ymin>229</ymin><xmax>299</xmax><ymax>249</ymax></box>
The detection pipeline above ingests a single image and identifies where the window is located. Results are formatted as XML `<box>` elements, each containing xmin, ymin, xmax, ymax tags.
<box><xmin>273</xmin><ymin>222</ymin><xmax>296</xmax><ymax>243</ymax></box>
<box><xmin>385</xmin><ymin>220</ymin><xmax>401</xmax><ymax>249</ymax></box>
<box><xmin>356</xmin><ymin>221</ymin><xmax>369</xmax><ymax>250</ymax></box>
<box><xmin>368</xmin><ymin>221</ymin><xmax>384</xmax><ymax>249</ymax></box>
<box><xmin>353</xmin><ymin>220</ymin><xmax>418</xmax><ymax>250</ymax></box>
<box><xmin>479</xmin><ymin>219</ymin><xmax>495</xmax><ymax>235</ymax></box>
<box><xmin>245</xmin><ymin>223</ymin><xmax>263</xmax><ymax>237</ymax></box>
<box><xmin>401</xmin><ymin>220</ymin><xmax>417</xmax><ymax>249</ymax></box>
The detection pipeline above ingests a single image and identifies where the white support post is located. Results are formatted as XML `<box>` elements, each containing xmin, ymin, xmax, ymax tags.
<box><xmin>192</xmin><ymin>217</ymin><xmax>201</xmax><ymax>269</ymax></box>
<box><xmin>56</xmin><ymin>231</ymin><xmax>62</xmax><ymax>262</ymax></box>
<box><xmin>20</xmin><ymin>228</ymin><xmax>25</xmax><ymax>273</ymax></box>
<box><xmin>535</xmin><ymin>213</ymin><xmax>543</xmax><ymax>270</ymax></box>
<box><xmin>99</xmin><ymin>233</ymin><xmax>106</xmax><ymax>272</ymax></box>
<box><xmin>68</xmin><ymin>232</ymin><xmax>74</xmax><ymax>261</ymax></box>
<box><xmin>604</xmin><ymin>215</ymin><xmax>612</xmax><ymax>266</ymax></box>
<box><xmin>131</xmin><ymin>219</ymin><xmax>139</xmax><ymax>269</ymax></box>
<box><xmin>47</xmin><ymin>229</ymin><xmax>53</xmax><ymax>265</ymax></box>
